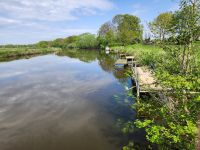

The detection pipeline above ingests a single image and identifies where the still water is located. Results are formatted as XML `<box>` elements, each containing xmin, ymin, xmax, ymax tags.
<box><xmin>0</xmin><ymin>50</ymin><xmax>136</xmax><ymax>150</ymax></box>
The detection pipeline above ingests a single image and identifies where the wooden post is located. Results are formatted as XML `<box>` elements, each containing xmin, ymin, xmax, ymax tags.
<box><xmin>133</xmin><ymin>62</ymin><xmax>140</xmax><ymax>98</ymax></box>
<box><xmin>136</xmin><ymin>63</ymin><xmax>140</xmax><ymax>98</ymax></box>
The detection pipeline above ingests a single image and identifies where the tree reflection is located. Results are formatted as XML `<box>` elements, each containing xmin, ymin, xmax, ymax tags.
<box><xmin>57</xmin><ymin>49</ymin><xmax>130</xmax><ymax>83</ymax></box>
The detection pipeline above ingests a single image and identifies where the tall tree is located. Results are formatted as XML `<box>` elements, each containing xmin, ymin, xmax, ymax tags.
<box><xmin>98</xmin><ymin>21</ymin><xmax>115</xmax><ymax>37</ymax></box>
<box><xmin>113</xmin><ymin>14</ymin><xmax>143</xmax><ymax>45</ymax></box>
<box><xmin>170</xmin><ymin>0</ymin><xmax>200</xmax><ymax>74</ymax></box>
<box><xmin>149</xmin><ymin>12</ymin><xmax>173</xmax><ymax>41</ymax></box>
<box><xmin>98</xmin><ymin>21</ymin><xmax>116</xmax><ymax>48</ymax></box>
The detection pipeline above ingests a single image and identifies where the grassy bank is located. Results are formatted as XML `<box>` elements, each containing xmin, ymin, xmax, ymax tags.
<box><xmin>111</xmin><ymin>43</ymin><xmax>200</xmax><ymax>67</ymax></box>
<box><xmin>111</xmin><ymin>44</ymin><xmax>164</xmax><ymax>67</ymax></box>
<box><xmin>0</xmin><ymin>47</ymin><xmax>61</xmax><ymax>61</ymax></box>
<box><xmin>112</xmin><ymin>43</ymin><xmax>200</xmax><ymax>149</ymax></box>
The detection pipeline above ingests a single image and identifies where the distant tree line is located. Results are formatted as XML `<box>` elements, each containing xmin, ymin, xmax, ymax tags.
<box><xmin>36</xmin><ymin>33</ymin><xmax>99</xmax><ymax>49</ymax></box>
<box><xmin>35</xmin><ymin>14</ymin><xmax>143</xmax><ymax>50</ymax></box>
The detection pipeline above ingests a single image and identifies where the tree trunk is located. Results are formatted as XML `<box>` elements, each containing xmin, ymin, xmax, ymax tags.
<box><xmin>181</xmin><ymin>46</ymin><xmax>187</xmax><ymax>74</ymax></box>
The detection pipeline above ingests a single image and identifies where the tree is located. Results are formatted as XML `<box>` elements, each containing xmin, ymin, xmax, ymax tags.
<box><xmin>98</xmin><ymin>14</ymin><xmax>143</xmax><ymax>47</ymax></box>
<box><xmin>37</xmin><ymin>41</ymin><xmax>49</xmax><ymax>48</ymax></box>
<box><xmin>98</xmin><ymin>21</ymin><xmax>115</xmax><ymax>37</ymax></box>
<box><xmin>50</xmin><ymin>38</ymin><xmax>64</xmax><ymax>48</ymax></box>
<box><xmin>98</xmin><ymin>21</ymin><xmax>116</xmax><ymax>48</ymax></box>
<box><xmin>76</xmin><ymin>33</ymin><xmax>99</xmax><ymax>49</ymax></box>
<box><xmin>149</xmin><ymin>12</ymin><xmax>173</xmax><ymax>41</ymax></box>
<box><xmin>170</xmin><ymin>0</ymin><xmax>200</xmax><ymax>74</ymax></box>
<box><xmin>63</xmin><ymin>36</ymin><xmax>78</xmax><ymax>48</ymax></box>
<box><xmin>113</xmin><ymin>14</ymin><xmax>143</xmax><ymax>45</ymax></box>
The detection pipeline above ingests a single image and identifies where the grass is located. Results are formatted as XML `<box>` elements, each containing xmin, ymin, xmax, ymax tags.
<box><xmin>112</xmin><ymin>43</ymin><xmax>200</xmax><ymax>65</ymax></box>
<box><xmin>111</xmin><ymin>44</ymin><xmax>164</xmax><ymax>67</ymax></box>
<box><xmin>0</xmin><ymin>47</ymin><xmax>61</xmax><ymax>61</ymax></box>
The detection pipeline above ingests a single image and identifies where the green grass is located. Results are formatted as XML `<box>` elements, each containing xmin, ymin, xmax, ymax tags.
<box><xmin>0</xmin><ymin>47</ymin><xmax>61</xmax><ymax>60</ymax></box>
<box><xmin>112</xmin><ymin>43</ymin><xmax>200</xmax><ymax>65</ymax></box>
<box><xmin>111</xmin><ymin>44</ymin><xmax>164</xmax><ymax>66</ymax></box>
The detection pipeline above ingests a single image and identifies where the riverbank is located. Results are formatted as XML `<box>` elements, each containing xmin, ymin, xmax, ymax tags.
<box><xmin>0</xmin><ymin>47</ymin><xmax>61</xmax><ymax>61</ymax></box>
<box><xmin>111</xmin><ymin>43</ymin><xmax>200</xmax><ymax>66</ymax></box>
<box><xmin>111</xmin><ymin>44</ymin><xmax>163</xmax><ymax>67</ymax></box>
<box><xmin>111</xmin><ymin>43</ymin><xmax>200</xmax><ymax>149</ymax></box>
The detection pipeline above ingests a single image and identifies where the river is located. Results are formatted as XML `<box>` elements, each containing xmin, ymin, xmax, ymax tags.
<box><xmin>0</xmin><ymin>50</ymin><xmax>140</xmax><ymax>150</ymax></box>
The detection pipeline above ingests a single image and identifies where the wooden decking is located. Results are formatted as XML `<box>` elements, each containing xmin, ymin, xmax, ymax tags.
<box><xmin>114</xmin><ymin>53</ymin><xmax>162</xmax><ymax>97</ymax></box>
<box><xmin>114</xmin><ymin>55</ymin><xmax>135</xmax><ymax>66</ymax></box>
<box><xmin>115</xmin><ymin>54</ymin><xmax>161</xmax><ymax>97</ymax></box>
<box><xmin>132</xmin><ymin>65</ymin><xmax>162</xmax><ymax>97</ymax></box>
<box><xmin>115</xmin><ymin>59</ymin><xmax>127</xmax><ymax>65</ymax></box>
<box><xmin>126</xmin><ymin>56</ymin><xmax>134</xmax><ymax>60</ymax></box>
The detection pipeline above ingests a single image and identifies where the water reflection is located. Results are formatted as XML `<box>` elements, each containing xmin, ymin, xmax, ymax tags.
<box><xmin>58</xmin><ymin>49</ymin><xmax>128</xmax><ymax>81</ymax></box>
<box><xmin>0</xmin><ymin>50</ymin><xmax>134</xmax><ymax>150</ymax></box>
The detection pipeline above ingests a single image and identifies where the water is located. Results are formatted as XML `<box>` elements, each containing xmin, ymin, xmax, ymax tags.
<box><xmin>0</xmin><ymin>50</ymin><xmax>135</xmax><ymax>150</ymax></box>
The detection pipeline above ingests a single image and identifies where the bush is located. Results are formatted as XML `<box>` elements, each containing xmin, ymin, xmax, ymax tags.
<box><xmin>76</xmin><ymin>33</ymin><xmax>99</xmax><ymax>49</ymax></box>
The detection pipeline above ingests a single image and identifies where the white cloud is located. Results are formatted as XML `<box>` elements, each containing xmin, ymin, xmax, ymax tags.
<box><xmin>0</xmin><ymin>0</ymin><xmax>114</xmax><ymax>44</ymax></box>
<box><xmin>0</xmin><ymin>0</ymin><xmax>114</xmax><ymax>21</ymax></box>
<box><xmin>0</xmin><ymin>25</ymin><xmax>97</xmax><ymax>44</ymax></box>
<box><xmin>0</xmin><ymin>17</ymin><xmax>20</xmax><ymax>25</ymax></box>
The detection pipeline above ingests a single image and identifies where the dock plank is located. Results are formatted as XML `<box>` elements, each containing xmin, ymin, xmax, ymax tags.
<box><xmin>126</xmin><ymin>56</ymin><xmax>134</xmax><ymax>59</ymax></box>
<box><xmin>115</xmin><ymin>59</ymin><xmax>127</xmax><ymax>65</ymax></box>
<box><xmin>135</xmin><ymin>66</ymin><xmax>162</xmax><ymax>92</ymax></box>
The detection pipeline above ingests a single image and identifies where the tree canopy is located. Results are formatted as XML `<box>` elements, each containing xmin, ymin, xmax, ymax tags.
<box><xmin>149</xmin><ymin>12</ymin><xmax>173</xmax><ymax>41</ymax></box>
<box><xmin>113</xmin><ymin>14</ymin><xmax>143</xmax><ymax>45</ymax></box>
<box><xmin>98</xmin><ymin>14</ymin><xmax>143</xmax><ymax>47</ymax></box>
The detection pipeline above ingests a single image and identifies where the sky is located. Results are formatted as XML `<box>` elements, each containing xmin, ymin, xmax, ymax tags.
<box><xmin>0</xmin><ymin>0</ymin><xmax>179</xmax><ymax>45</ymax></box>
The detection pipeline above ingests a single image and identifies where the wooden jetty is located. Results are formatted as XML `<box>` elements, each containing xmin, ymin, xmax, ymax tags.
<box><xmin>114</xmin><ymin>55</ymin><xmax>135</xmax><ymax>66</ymax></box>
<box><xmin>126</xmin><ymin>56</ymin><xmax>135</xmax><ymax>65</ymax></box>
<box><xmin>115</xmin><ymin>59</ymin><xmax>128</xmax><ymax>66</ymax></box>
<box><xmin>115</xmin><ymin>53</ymin><xmax>162</xmax><ymax>97</ymax></box>
<box><xmin>132</xmin><ymin>64</ymin><xmax>162</xmax><ymax>97</ymax></box>
<box><xmin>114</xmin><ymin>51</ymin><xmax>199</xmax><ymax>98</ymax></box>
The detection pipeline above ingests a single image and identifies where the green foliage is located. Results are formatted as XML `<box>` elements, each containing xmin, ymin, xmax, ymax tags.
<box><xmin>0</xmin><ymin>47</ymin><xmax>60</xmax><ymax>61</ymax></box>
<box><xmin>63</xmin><ymin>36</ymin><xmax>78</xmax><ymax>48</ymax></box>
<box><xmin>50</xmin><ymin>38</ymin><xmax>64</xmax><ymax>48</ymax></box>
<box><xmin>37</xmin><ymin>41</ymin><xmax>50</xmax><ymax>48</ymax></box>
<box><xmin>149</xmin><ymin>12</ymin><xmax>173</xmax><ymax>41</ymax></box>
<box><xmin>98</xmin><ymin>14</ymin><xmax>143</xmax><ymax>48</ymax></box>
<box><xmin>111</xmin><ymin>44</ymin><xmax>163</xmax><ymax>68</ymax></box>
<box><xmin>134</xmin><ymin>112</ymin><xmax>198</xmax><ymax>149</ymax></box>
<box><xmin>76</xmin><ymin>33</ymin><xmax>99</xmax><ymax>49</ymax></box>
<box><xmin>113</xmin><ymin>14</ymin><xmax>143</xmax><ymax>45</ymax></box>
<box><xmin>36</xmin><ymin>34</ymin><xmax>99</xmax><ymax>49</ymax></box>
<box><xmin>98</xmin><ymin>21</ymin><xmax>116</xmax><ymax>48</ymax></box>
<box><xmin>122</xmin><ymin>142</ymin><xmax>137</xmax><ymax>150</ymax></box>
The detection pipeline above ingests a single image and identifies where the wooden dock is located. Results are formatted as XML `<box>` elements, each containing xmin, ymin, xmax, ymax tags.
<box><xmin>115</xmin><ymin>59</ymin><xmax>127</xmax><ymax>65</ymax></box>
<box><xmin>114</xmin><ymin>55</ymin><xmax>135</xmax><ymax>66</ymax></box>
<box><xmin>126</xmin><ymin>56</ymin><xmax>135</xmax><ymax>65</ymax></box>
<box><xmin>132</xmin><ymin>64</ymin><xmax>162</xmax><ymax>97</ymax></box>
<box><xmin>114</xmin><ymin>53</ymin><xmax>163</xmax><ymax>97</ymax></box>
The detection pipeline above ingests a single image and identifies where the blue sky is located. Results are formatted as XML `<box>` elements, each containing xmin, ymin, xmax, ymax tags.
<box><xmin>0</xmin><ymin>0</ymin><xmax>179</xmax><ymax>44</ymax></box>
